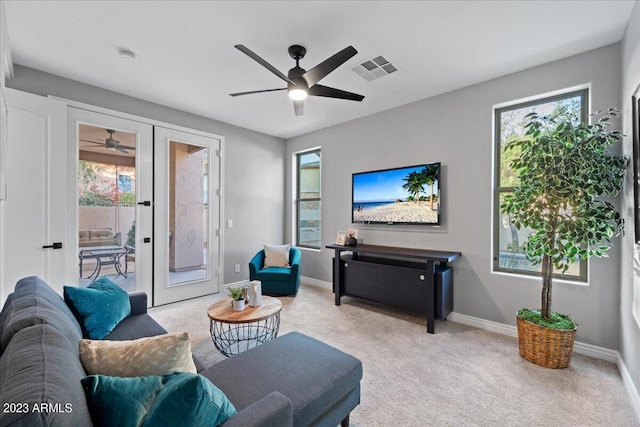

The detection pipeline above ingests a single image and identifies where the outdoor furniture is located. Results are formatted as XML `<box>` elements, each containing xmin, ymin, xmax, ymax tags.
<box><xmin>79</xmin><ymin>247</ymin><xmax>128</xmax><ymax>278</ymax></box>
<box><xmin>78</xmin><ymin>228</ymin><xmax>121</xmax><ymax>248</ymax></box>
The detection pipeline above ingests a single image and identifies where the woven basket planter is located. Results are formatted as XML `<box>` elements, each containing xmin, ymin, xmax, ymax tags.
<box><xmin>516</xmin><ymin>314</ymin><xmax>577</xmax><ymax>369</ymax></box>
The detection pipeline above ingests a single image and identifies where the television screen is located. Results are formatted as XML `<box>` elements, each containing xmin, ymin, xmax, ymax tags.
<box><xmin>352</xmin><ymin>162</ymin><xmax>441</xmax><ymax>225</ymax></box>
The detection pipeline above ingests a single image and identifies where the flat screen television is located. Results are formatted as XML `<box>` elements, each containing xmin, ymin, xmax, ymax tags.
<box><xmin>352</xmin><ymin>162</ymin><xmax>441</xmax><ymax>225</ymax></box>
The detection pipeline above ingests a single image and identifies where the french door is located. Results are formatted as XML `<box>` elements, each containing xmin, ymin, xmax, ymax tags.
<box><xmin>153</xmin><ymin>126</ymin><xmax>221</xmax><ymax>305</ymax></box>
<box><xmin>67</xmin><ymin>108</ymin><xmax>153</xmax><ymax>299</ymax></box>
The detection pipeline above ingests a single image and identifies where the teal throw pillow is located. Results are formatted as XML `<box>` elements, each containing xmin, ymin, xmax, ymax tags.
<box><xmin>82</xmin><ymin>373</ymin><xmax>237</xmax><ymax>427</ymax></box>
<box><xmin>81</xmin><ymin>375</ymin><xmax>164</xmax><ymax>427</ymax></box>
<box><xmin>64</xmin><ymin>276</ymin><xmax>131</xmax><ymax>339</ymax></box>
<box><xmin>144</xmin><ymin>372</ymin><xmax>237</xmax><ymax>427</ymax></box>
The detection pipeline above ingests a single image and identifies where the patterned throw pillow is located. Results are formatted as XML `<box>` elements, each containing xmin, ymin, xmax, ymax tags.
<box><xmin>79</xmin><ymin>332</ymin><xmax>197</xmax><ymax>377</ymax></box>
<box><xmin>263</xmin><ymin>244</ymin><xmax>291</xmax><ymax>268</ymax></box>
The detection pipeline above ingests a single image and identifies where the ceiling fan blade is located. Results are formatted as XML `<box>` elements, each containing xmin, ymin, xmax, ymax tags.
<box><xmin>235</xmin><ymin>45</ymin><xmax>296</xmax><ymax>85</ymax></box>
<box><xmin>302</xmin><ymin>46</ymin><xmax>358</xmax><ymax>87</ymax></box>
<box><xmin>118</xmin><ymin>145</ymin><xmax>136</xmax><ymax>150</ymax></box>
<box><xmin>116</xmin><ymin>147</ymin><xmax>129</xmax><ymax>154</ymax></box>
<box><xmin>80</xmin><ymin>139</ymin><xmax>106</xmax><ymax>146</ymax></box>
<box><xmin>308</xmin><ymin>84</ymin><xmax>364</xmax><ymax>101</ymax></box>
<box><xmin>229</xmin><ymin>88</ymin><xmax>287</xmax><ymax>97</ymax></box>
<box><xmin>294</xmin><ymin>100</ymin><xmax>304</xmax><ymax>116</ymax></box>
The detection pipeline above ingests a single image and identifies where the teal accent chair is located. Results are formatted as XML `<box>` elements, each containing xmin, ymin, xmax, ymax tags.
<box><xmin>249</xmin><ymin>247</ymin><xmax>301</xmax><ymax>295</ymax></box>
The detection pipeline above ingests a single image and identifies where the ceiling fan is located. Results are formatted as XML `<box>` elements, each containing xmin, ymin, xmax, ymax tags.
<box><xmin>80</xmin><ymin>129</ymin><xmax>135</xmax><ymax>154</ymax></box>
<box><xmin>230</xmin><ymin>44</ymin><xmax>365</xmax><ymax>116</ymax></box>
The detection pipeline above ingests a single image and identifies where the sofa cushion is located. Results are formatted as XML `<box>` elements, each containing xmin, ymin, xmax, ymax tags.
<box><xmin>89</xmin><ymin>228</ymin><xmax>113</xmax><ymax>239</ymax></box>
<box><xmin>0</xmin><ymin>324</ymin><xmax>91</xmax><ymax>427</ymax></box>
<box><xmin>199</xmin><ymin>332</ymin><xmax>363</xmax><ymax>426</ymax></box>
<box><xmin>10</xmin><ymin>276</ymin><xmax>82</xmax><ymax>333</ymax></box>
<box><xmin>255</xmin><ymin>267</ymin><xmax>294</xmax><ymax>282</ymax></box>
<box><xmin>263</xmin><ymin>244</ymin><xmax>291</xmax><ymax>268</ymax></box>
<box><xmin>64</xmin><ymin>276</ymin><xmax>131</xmax><ymax>339</ymax></box>
<box><xmin>0</xmin><ymin>294</ymin><xmax>83</xmax><ymax>354</ymax></box>
<box><xmin>79</xmin><ymin>332</ymin><xmax>197</xmax><ymax>377</ymax></box>
<box><xmin>104</xmin><ymin>313</ymin><xmax>167</xmax><ymax>341</ymax></box>
<box><xmin>81</xmin><ymin>373</ymin><xmax>236</xmax><ymax>427</ymax></box>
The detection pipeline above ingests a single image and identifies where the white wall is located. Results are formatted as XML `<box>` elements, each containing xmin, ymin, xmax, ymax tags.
<box><xmin>6</xmin><ymin>65</ymin><xmax>286</xmax><ymax>286</ymax></box>
<box><xmin>620</xmin><ymin>0</ymin><xmax>640</xmax><ymax>407</ymax></box>
<box><xmin>286</xmin><ymin>44</ymin><xmax>623</xmax><ymax>350</ymax></box>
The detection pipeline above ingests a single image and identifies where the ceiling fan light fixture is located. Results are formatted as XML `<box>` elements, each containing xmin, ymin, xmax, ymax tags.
<box><xmin>288</xmin><ymin>88</ymin><xmax>308</xmax><ymax>101</ymax></box>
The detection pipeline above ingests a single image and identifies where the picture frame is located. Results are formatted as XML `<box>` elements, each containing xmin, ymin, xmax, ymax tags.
<box><xmin>336</xmin><ymin>230</ymin><xmax>346</xmax><ymax>245</ymax></box>
<box><xmin>633</xmin><ymin>92</ymin><xmax>640</xmax><ymax>244</ymax></box>
<box><xmin>346</xmin><ymin>228</ymin><xmax>359</xmax><ymax>240</ymax></box>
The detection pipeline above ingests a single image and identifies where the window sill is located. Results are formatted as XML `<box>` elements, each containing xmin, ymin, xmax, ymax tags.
<box><xmin>491</xmin><ymin>270</ymin><xmax>588</xmax><ymax>287</ymax></box>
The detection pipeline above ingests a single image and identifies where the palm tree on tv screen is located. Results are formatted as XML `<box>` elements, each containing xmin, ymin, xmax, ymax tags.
<box><xmin>402</xmin><ymin>171</ymin><xmax>425</xmax><ymax>205</ymax></box>
<box><xmin>420</xmin><ymin>165</ymin><xmax>439</xmax><ymax>210</ymax></box>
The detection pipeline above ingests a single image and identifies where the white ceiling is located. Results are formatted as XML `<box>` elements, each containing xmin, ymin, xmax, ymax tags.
<box><xmin>4</xmin><ymin>1</ymin><xmax>636</xmax><ymax>139</ymax></box>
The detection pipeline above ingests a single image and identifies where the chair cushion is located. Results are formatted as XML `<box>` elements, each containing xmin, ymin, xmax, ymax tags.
<box><xmin>255</xmin><ymin>267</ymin><xmax>293</xmax><ymax>282</ymax></box>
<box><xmin>64</xmin><ymin>276</ymin><xmax>131</xmax><ymax>339</ymax></box>
<box><xmin>79</xmin><ymin>332</ymin><xmax>197</xmax><ymax>377</ymax></box>
<box><xmin>263</xmin><ymin>244</ymin><xmax>291</xmax><ymax>268</ymax></box>
<box><xmin>81</xmin><ymin>372</ymin><xmax>236</xmax><ymax>427</ymax></box>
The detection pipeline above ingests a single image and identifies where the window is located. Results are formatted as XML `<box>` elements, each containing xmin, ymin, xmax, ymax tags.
<box><xmin>493</xmin><ymin>89</ymin><xmax>588</xmax><ymax>280</ymax></box>
<box><xmin>296</xmin><ymin>149</ymin><xmax>321</xmax><ymax>249</ymax></box>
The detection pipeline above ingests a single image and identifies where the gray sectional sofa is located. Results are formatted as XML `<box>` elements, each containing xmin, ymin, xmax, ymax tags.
<box><xmin>0</xmin><ymin>276</ymin><xmax>363</xmax><ymax>426</ymax></box>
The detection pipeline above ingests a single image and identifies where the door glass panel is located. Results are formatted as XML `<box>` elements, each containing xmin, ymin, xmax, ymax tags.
<box><xmin>77</xmin><ymin>124</ymin><xmax>136</xmax><ymax>290</ymax></box>
<box><xmin>168</xmin><ymin>140</ymin><xmax>208</xmax><ymax>285</ymax></box>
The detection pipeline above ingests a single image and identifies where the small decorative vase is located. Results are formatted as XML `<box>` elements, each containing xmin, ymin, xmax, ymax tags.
<box><xmin>232</xmin><ymin>299</ymin><xmax>245</xmax><ymax>311</ymax></box>
<box><xmin>248</xmin><ymin>280</ymin><xmax>262</xmax><ymax>307</ymax></box>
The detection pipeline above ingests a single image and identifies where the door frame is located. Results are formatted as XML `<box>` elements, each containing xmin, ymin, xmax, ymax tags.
<box><xmin>58</xmin><ymin>98</ymin><xmax>225</xmax><ymax>306</ymax></box>
<box><xmin>153</xmin><ymin>126</ymin><xmax>223</xmax><ymax>305</ymax></box>
<box><xmin>67</xmin><ymin>107</ymin><xmax>153</xmax><ymax>299</ymax></box>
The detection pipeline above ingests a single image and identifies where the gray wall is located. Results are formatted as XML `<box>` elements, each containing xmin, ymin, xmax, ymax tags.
<box><xmin>620</xmin><ymin>0</ymin><xmax>640</xmax><ymax>404</ymax></box>
<box><xmin>286</xmin><ymin>44</ymin><xmax>622</xmax><ymax>350</ymax></box>
<box><xmin>7</xmin><ymin>65</ymin><xmax>285</xmax><ymax>286</ymax></box>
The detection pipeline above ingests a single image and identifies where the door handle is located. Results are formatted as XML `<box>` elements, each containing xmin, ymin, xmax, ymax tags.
<box><xmin>137</xmin><ymin>201</ymin><xmax>151</xmax><ymax>206</ymax></box>
<box><xmin>143</xmin><ymin>238</ymin><xmax>151</xmax><ymax>243</ymax></box>
<box><xmin>43</xmin><ymin>242</ymin><xmax>62</xmax><ymax>249</ymax></box>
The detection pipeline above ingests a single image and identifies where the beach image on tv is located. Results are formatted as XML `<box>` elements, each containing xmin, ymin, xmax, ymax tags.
<box><xmin>352</xmin><ymin>163</ymin><xmax>439</xmax><ymax>224</ymax></box>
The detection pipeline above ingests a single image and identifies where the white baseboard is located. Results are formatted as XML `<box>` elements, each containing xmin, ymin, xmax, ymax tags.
<box><xmin>301</xmin><ymin>276</ymin><xmax>332</xmax><ymax>290</ymax></box>
<box><xmin>618</xmin><ymin>352</ymin><xmax>640</xmax><ymax>421</ymax></box>
<box><xmin>222</xmin><ymin>280</ymin><xmax>248</xmax><ymax>289</ymax></box>
<box><xmin>448</xmin><ymin>312</ymin><xmax>518</xmax><ymax>339</ymax></box>
<box><xmin>447</xmin><ymin>311</ymin><xmax>617</xmax><ymax>363</ymax></box>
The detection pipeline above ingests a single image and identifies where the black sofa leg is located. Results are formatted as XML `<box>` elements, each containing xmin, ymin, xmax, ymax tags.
<box><xmin>341</xmin><ymin>414</ymin><xmax>350</xmax><ymax>427</ymax></box>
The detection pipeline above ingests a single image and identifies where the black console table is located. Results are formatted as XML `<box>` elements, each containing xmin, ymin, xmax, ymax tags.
<box><xmin>326</xmin><ymin>244</ymin><xmax>461</xmax><ymax>334</ymax></box>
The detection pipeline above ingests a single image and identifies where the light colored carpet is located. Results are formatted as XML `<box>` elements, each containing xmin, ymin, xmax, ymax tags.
<box><xmin>150</xmin><ymin>284</ymin><xmax>638</xmax><ymax>427</ymax></box>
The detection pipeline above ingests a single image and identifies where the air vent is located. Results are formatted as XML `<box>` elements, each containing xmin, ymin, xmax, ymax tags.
<box><xmin>351</xmin><ymin>54</ymin><xmax>397</xmax><ymax>81</ymax></box>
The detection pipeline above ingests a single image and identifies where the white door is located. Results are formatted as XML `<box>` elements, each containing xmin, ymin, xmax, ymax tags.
<box><xmin>67</xmin><ymin>108</ymin><xmax>153</xmax><ymax>299</ymax></box>
<box><xmin>154</xmin><ymin>126</ymin><xmax>222</xmax><ymax>305</ymax></box>
<box><xmin>1</xmin><ymin>88</ymin><xmax>67</xmax><ymax>297</ymax></box>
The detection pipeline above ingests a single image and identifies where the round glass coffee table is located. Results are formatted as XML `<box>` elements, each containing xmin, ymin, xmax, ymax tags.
<box><xmin>207</xmin><ymin>295</ymin><xmax>282</xmax><ymax>357</ymax></box>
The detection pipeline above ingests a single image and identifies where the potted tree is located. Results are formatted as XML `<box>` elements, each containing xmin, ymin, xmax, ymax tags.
<box><xmin>501</xmin><ymin>108</ymin><xmax>626</xmax><ymax>368</ymax></box>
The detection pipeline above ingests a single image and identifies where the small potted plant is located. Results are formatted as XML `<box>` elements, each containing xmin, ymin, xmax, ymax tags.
<box><xmin>501</xmin><ymin>108</ymin><xmax>626</xmax><ymax>368</ymax></box>
<box><xmin>228</xmin><ymin>285</ymin><xmax>247</xmax><ymax>311</ymax></box>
